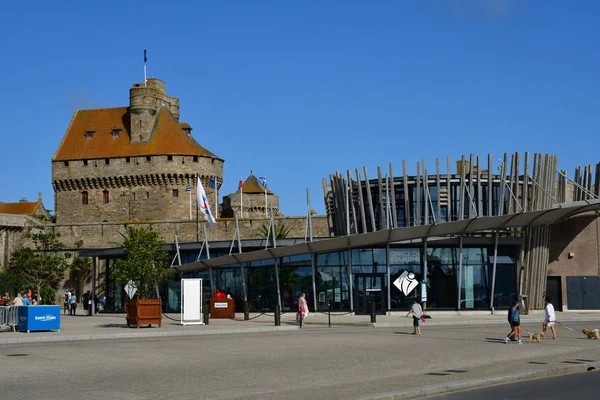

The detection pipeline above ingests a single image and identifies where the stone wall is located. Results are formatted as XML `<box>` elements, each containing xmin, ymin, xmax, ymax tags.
<box><xmin>548</xmin><ymin>212</ymin><xmax>600</xmax><ymax>310</ymax></box>
<box><xmin>223</xmin><ymin>191</ymin><xmax>280</xmax><ymax>219</ymax></box>
<box><xmin>52</xmin><ymin>154</ymin><xmax>224</xmax><ymax>223</ymax></box>
<box><xmin>15</xmin><ymin>215</ymin><xmax>331</xmax><ymax>251</ymax></box>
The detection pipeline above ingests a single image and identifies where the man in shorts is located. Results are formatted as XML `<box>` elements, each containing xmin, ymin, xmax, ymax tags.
<box><xmin>542</xmin><ymin>296</ymin><xmax>557</xmax><ymax>340</ymax></box>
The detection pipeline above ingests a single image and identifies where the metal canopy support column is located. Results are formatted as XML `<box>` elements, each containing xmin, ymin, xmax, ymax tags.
<box><xmin>91</xmin><ymin>256</ymin><xmax>97</xmax><ymax>315</ymax></box>
<box><xmin>270</xmin><ymin>203</ymin><xmax>282</xmax><ymax>312</ymax></box>
<box><xmin>386</xmin><ymin>243</ymin><xmax>391</xmax><ymax>311</ymax></box>
<box><xmin>311</xmin><ymin>252</ymin><xmax>318</xmax><ymax>311</ymax></box>
<box><xmin>422</xmin><ymin>236</ymin><xmax>428</xmax><ymax>310</ymax></box>
<box><xmin>457</xmin><ymin>235</ymin><xmax>463</xmax><ymax>311</ymax></box>
<box><xmin>490</xmin><ymin>231</ymin><xmax>499</xmax><ymax>314</ymax></box>
<box><xmin>348</xmin><ymin>246</ymin><xmax>354</xmax><ymax>312</ymax></box>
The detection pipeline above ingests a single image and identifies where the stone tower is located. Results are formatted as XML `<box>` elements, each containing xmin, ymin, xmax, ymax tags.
<box><xmin>222</xmin><ymin>174</ymin><xmax>279</xmax><ymax>219</ymax></box>
<box><xmin>52</xmin><ymin>78</ymin><xmax>223</xmax><ymax>224</ymax></box>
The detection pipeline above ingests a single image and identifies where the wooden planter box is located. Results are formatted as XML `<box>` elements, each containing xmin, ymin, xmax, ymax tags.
<box><xmin>126</xmin><ymin>298</ymin><xmax>162</xmax><ymax>328</ymax></box>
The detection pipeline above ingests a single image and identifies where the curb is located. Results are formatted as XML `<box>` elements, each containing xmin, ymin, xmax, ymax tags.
<box><xmin>371</xmin><ymin>316</ymin><xmax>600</xmax><ymax>328</ymax></box>
<box><xmin>348</xmin><ymin>362</ymin><xmax>600</xmax><ymax>400</ymax></box>
<box><xmin>0</xmin><ymin>325</ymin><xmax>299</xmax><ymax>346</ymax></box>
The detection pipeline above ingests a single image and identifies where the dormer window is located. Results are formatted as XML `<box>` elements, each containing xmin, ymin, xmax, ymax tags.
<box><xmin>180</xmin><ymin>122</ymin><xmax>192</xmax><ymax>136</ymax></box>
<box><xmin>111</xmin><ymin>127</ymin><xmax>122</xmax><ymax>138</ymax></box>
<box><xmin>85</xmin><ymin>129</ymin><xmax>95</xmax><ymax>139</ymax></box>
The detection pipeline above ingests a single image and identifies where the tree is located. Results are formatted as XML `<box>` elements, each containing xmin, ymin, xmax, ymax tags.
<box><xmin>112</xmin><ymin>226</ymin><xmax>171</xmax><ymax>300</ymax></box>
<box><xmin>6</xmin><ymin>216</ymin><xmax>71</xmax><ymax>299</ymax></box>
<box><xmin>257</xmin><ymin>221</ymin><xmax>291</xmax><ymax>240</ymax></box>
<box><xmin>70</xmin><ymin>256</ymin><xmax>92</xmax><ymax>298</ymax></box>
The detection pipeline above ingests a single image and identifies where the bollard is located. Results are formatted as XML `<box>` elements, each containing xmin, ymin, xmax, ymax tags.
<box><xmin>244</xmin><ymin>301</ymin><xmax>250</xmax><ymax>321</ymax></box>
<box><xmin>328</xmin><ymin>301</ymin><xmax>332</xmax><ymax>328</ymax></box>
<box><xmin>370</xmin><ymin>301</ymin><xmax>377</xmax><ymax>323</ymax></box>
<box><xmin>203</xmin><ymin>304</ymin><xmax>210</xmax><ymax>325</ymax></box>
<box><xmin>274</xmin><ymin>304</ymin><xmax>281</xmax><ymax>326</ymax></box>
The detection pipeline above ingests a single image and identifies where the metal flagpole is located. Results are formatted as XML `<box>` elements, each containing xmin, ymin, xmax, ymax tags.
<box><xmin>269</xmin><ymin>202</ymin><xmax>282</xmax><ymax>312</ymax></box>
<box><xmin>143</xmin><ymin>48</ymin><xmax>147</xmax><ymax>85</ymax></box>
<box><xmin>240</xmin><ymin>177</ymin><xmax>244</xmax><ymax>219</ymax></box>
<box><xmin>457</xmin><ymin>234</ymin><xmax>463</xmax><ymax>311</ymax></box>
<box><xmin>203</xmin><ymin>224</ymin><xmax>214</xmax><ymax>294</ymax></box>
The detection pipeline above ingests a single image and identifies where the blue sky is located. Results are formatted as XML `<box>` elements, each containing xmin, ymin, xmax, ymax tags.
<box><xmin>0</xmin><ymin>0</ymin><xmax>598</xmax><ymax>216</ymax></box>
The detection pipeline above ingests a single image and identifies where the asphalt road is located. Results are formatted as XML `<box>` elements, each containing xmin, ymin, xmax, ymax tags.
<box><xmin>1</xmin><ymin>322</ymin><xmax>599</xmax><ymax>400</ymax></box>
<box><xmin>433</xmin><ymin>369</ymin><xmax>600</xmax><ymax>399</ymax></box>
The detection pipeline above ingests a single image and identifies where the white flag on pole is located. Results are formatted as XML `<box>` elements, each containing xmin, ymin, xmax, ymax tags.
<box><xmin>197</xmin><ymin>177</ymin><xmax>217</xmax><ymax>229</ymax></box>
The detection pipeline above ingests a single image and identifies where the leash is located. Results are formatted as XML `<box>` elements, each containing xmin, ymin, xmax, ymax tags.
<box><xmin>556</xmin><ymin>320</ymin><xmax>576</xmax><ymax>332</ymax></box>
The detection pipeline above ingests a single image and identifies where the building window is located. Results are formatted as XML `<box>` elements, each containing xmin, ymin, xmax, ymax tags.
<box><xmin>146</xmin><ymin>192</ymin><xmax>150</xmax><ymax>199</ymax></box>
<box><xmin>81</xmin><ymin>191</ymin><xmax>88</xmax><ymax>205</ymax></box>
<box><xmin>83</xmin><ymin>159</ymin><xmax>88</xmax><ymax>166</ymax></box>
<box><xmin>146</xmin><ymin>156</ymin><xmax>151</xmax><ymax>162</ymax></box>
<box><xmin>172</xmin><ymin>189</ymin><xmax>179</xmax><ymax>198</ymax></box>
<box><xmin>125</xmin><ymin>157</ymin><xmax>130</xmax><ymax>163</ymax></box>
<box><xmin>103</xmin><ymin>190</ymin><xmax>109</xmax><ymax>204</ymax></box>
<box><xmin>193</xmin><ymin>156</ymin><xmax>198</xmax><ymax>163</ymax></box>
<box><xmin>133</xmin><ymin>193</ymin><xmax>136</xmax><ymax>201</ymax></box>
<box><xmin>105</xmin><ymin>158</ymin><xmax>110</xmax><ymax>165</ymax></box>
<box><xmin>167</xmin><ymin>155</ymin><xmax>173</xmax><ymax>162</ymax></box>
<box><xmin>64</xmin><ymin>161</ymin><xmax>69</xmax><ymax>167</ymax></box>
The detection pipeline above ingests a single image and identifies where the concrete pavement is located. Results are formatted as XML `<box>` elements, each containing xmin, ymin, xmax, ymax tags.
<box><xmin>1</xmin><ymin>322</ymin><xmax>599</xmax><ymax>399</ymax></box>
<box><xmin>2</xmin><ymin>309</ymin><xmax>600</xmax><ymax>345</ymax></box>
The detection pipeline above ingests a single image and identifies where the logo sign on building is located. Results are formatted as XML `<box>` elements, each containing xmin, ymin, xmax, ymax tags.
<box><xmin>393</xmin><ymin>271</ymin><xmax>419</xmax><ymax>296</ymax></box>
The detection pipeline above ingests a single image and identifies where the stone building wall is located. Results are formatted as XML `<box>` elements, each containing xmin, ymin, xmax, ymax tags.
<box><xmin>548</xmin><ymin>212</ymin><xmax>600</xmax><ymax>310</ymax></box>
<box><xmin>52</xmin><ymin>155</ymin><xmax>223</xmax><ymax>223</ymax></box>
<box><xmin>15</xmin><ymin>215</ymin><xmax>330</xmax><ymax>251</ymax></box>
<box><xmin>223</xmin><ymin>192</ymin><xmax>280</xmax><ymax>219</ymax></box>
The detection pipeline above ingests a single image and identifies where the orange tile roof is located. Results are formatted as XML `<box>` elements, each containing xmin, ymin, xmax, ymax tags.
<box><xmin>53</xmin><ymin>107</ymin><xmax>219</xmax><ymax>161</ymax></box>
<box><xmin>241</xmin><ymin>174</ymin><xmax>274</xmax><ymax>195</ymax></box>
<box><xmin>0</xmin><ymin>201</ymin><xmax>39</xmax><ymax>215</ymax></box>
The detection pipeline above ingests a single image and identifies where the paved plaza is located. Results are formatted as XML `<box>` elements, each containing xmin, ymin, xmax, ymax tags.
<box><xmin>1</xmin><ymin>312</ymin><xmax>600</xmax><ymax>399</ymax></box>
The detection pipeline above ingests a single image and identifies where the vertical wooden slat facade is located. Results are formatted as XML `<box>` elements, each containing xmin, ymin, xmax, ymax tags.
<box><xmin>355</xmin><ymin>169</ymin><xmax>368</xmax><ymax>233</ymax></box>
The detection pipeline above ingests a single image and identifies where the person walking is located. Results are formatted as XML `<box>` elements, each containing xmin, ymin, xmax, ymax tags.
<box><xmin>542</xmin><ymin>296</ymin><xmax>557</xmax><ymax>340</ymax></box>
<box><xmin>298</xmin><ymin>293</ymin><xmax>309</xmax><ymax>325</ymax></box>
<box><xmin>505</xmin><ymin>300</ymin><xmax>523</xmax><ymax>344</ymax></box>
<box><xmin>406</xmin><ymin>299</ymin><xmax>423</xmax><ymax>335</ymax></box>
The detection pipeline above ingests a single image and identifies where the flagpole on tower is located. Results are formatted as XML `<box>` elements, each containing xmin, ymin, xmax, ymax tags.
<box><xmin>143</xmin><ymin>48</ymin><xmax>147</xmax><ymax>85</ymax></box>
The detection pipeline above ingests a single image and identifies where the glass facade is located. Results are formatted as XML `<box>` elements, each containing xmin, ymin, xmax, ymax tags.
<box><xmin>95</xmin><ymin>244</ymin><xmax>517</xmax><ymax>314</ymax></box>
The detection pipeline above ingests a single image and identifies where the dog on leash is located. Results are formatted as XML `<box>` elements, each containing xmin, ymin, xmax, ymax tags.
<box><xmin>582</xmin><ymin>329</ymin><xmax>600</xmax><ymax>339</ymax></box>
<box><xmin>528</xmin><ymin>332</ymin><xmax>543</xmax><ymax>343</ymax></box>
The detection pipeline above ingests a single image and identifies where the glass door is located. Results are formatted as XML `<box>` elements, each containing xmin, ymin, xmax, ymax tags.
<box><xmin>354</xmin><ymin>273</ymin><xmax>386</xmax><ymax>315</ymax></box>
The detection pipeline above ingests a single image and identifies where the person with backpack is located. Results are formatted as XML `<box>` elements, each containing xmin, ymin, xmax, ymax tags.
<box><xmin>69</xmin><ymin>292</ymin><xmax>78</xmax><ymax>315</ymax></box>
<box><xmin>505</xmin><ymin>300</ymin><xmax>523</xmax><ymax>344</ymax></box>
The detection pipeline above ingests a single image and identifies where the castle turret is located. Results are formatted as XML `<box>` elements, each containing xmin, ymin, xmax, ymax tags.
<box><xmin>129</xmin><ymin>84</ymin><xmax>158</xmax><ymax>143</ymax></box>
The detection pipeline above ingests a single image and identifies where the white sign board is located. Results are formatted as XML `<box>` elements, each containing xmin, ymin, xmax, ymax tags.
<box><xmin>420</xmin><ymin>282</ymin><xmax>427</xmax><ymax>302</ymax></box>
<box><xmin>214</xmin><ymin>302</ymin><xmax>228</xmax><ymax>309</ymax></box>
<box><xmin>125</xmin><ymin>280</ymin><xmax>137</xmax><ymax>299</ymax></box>
<box><xmin>181</xmin><ymin>278</ymin><xmax>204</xmax><ymax>326</ymax></box>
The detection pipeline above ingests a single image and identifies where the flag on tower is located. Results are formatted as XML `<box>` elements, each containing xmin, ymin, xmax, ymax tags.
<box><xmin>144</xmin><ymin>48</ymin><xmax>147</xmax><ymax>63</ymax></box>
<box><xmin>259</xmin><ymin>176</ymin><xmax>267</xmax><ymax>188</ymax></box>
<box><xmin>210</xmin><ymin>177</ymin><xmax>217</xmax><ymax>189</ymax></box>
<box><xmin>197</xmin><ymin>177</ymin><xmax>216</xmax><ymax>229</ymax></box>
<box><xmin>239</xmin><ymin>177</ymin><xmax>243</xmax><ymax>189</ymax></box>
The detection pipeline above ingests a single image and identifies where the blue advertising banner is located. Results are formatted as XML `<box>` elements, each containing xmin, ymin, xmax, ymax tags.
<box><xmin>18</xmin><ymin>306</ymin><xmax>61</xmax><ymax>332</ymax></box>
